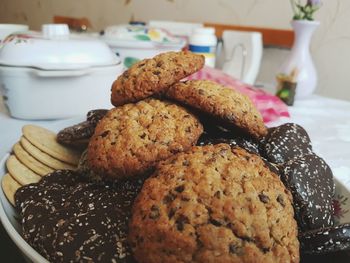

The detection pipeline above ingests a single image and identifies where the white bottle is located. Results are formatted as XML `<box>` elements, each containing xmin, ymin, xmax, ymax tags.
<box><xmin>189</xmin><ymin>27</ymin><xmax>217</xmax><ymax>68</ymax></box>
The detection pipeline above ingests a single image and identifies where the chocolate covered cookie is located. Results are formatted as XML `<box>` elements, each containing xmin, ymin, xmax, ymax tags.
<box><xmin>281</xmin><ymin>153</ymin><xmax>335</xmax><ymax>231</ymax></box>
<box><xmin>300</xmin><ymin>223</ymin><xmax>350</xmax><ymax>254</ymax></box>
<box><xmin>57</xmin><ymin>109</ymin><xmax>108</xmax><ymax>148</ymax></box>
<box><xmin>111</xmin><ymin>51</ymin><xmax>204</xmax><ymax>106</ymax></box>
<box><xmin>15</xmin><ymin>169</ymin><xmax>144</xmax><ymax>262</ymax></box>
<box><xmin>88</xmin><ymin>99</ymin><xmax>203</xmax><ymax>179</ymax></box>
<box><xmin>166</xmin><ymin>80</ymin><xmax>267</xmax><ymax>139</ymax></box>
<box><xmin>129</xmin><ymin>144</ymin><xmax>299</xmax><ymax>263</ymax></box>
<box><xmin>262</xmin><ymin>123</ymin><xmax>312</xmax><ymax>164</ymax></box>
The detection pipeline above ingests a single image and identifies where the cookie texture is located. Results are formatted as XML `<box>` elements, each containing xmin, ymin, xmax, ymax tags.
<box><xmin>13</xmin><ymin>142</ymin><xmax>54</xmax><ymax>176</ymax></box>
<box><xmin>20</xmin><ymin>137</ymin><xmax>76</xmax><ymax>170</ymax></box>
<box><xmin>166</xmin><ymin>80</ymin><xmax>267</xmax><ymax>139</ymax></box>
<box><xmin>87</xmin><ymin>99</ymin><xmax>203</xmax><ymax>179</ymax></box>
<box><xmin>300</xmin><ymin>223</ymin><xmax>350</xmax><ymax>254</ymax></box>
<box><xmin>15</xmin><ymin>169</ymin><xmax>144</xmax><ymax>263</ymax></box>
<box><xmin>2</xmin><ymin>173</ymin><xmax>21</xmax><ymax>206</ymax></box>
<box><xmin>22</xmin><ymin>125</ymin><xmax>81</xmax><ymax>165</ymax></box>
<box><xmin>111</xmin><ymin>51</ymin><xmax>205</xmax><ymax>106</ymax></box>
<box><xmin>262</xmin><ymin>123</ymin><xmax>312</xmax><ymax>164</ymax></box>
<box><xmin>129</xmin><ymin>144</ymin><xmax>299</xmax><ymax>263</ymax></box>
<box><xmin>6</xmin><ymin>155</ymin><xmax>41</xmax><ymax>185</ymax></box>
<box><xmin>281</xmin><ymin>153</ymin><xmax>335</xmax><ymax>231</ymax></box>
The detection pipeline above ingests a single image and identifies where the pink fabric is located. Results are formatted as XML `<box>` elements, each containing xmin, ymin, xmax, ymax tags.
<box><xmin>187</xmin><ymin>67</ymin><xmax>290</xmax><ymax>123</ymax></box>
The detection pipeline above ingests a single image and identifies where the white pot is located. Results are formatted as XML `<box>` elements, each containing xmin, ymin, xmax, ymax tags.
<box><xmin>0</xmin><ymin>24</ymin><xmax>123</xmax><ymax>119</ymax></box>
<box><xmin>0</xmin><ymin>24</ymin><xmax>29</xmax><ymax>42</ymax></box>
<box><xmin>0</xmin><ymin>65</ymin><xmax>121</xmax><ymax>119</ymax></box>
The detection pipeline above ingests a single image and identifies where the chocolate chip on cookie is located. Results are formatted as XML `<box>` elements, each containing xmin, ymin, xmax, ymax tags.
<box><xmin>87</xmin><ymin>98</ymin><xmax>203</xmax><ymax>179</ymax></box>
<box><xmin>300</xmin><ymin>223</ymin><xmax>350</xmax><ymax>254</ymax></box>
<box><xmin>166</xmin><ymin>80</ymin><xmax>267</xmax><ymax>139</ymax></box>
<box><xmin>261</xmin><ymin>123</ymin><xmax>312</xmax><ymax>164</ymax></box>
<box><xmin>129</xmin><ymin>144</ymin><xmax>299</xmax><ymax>263</ymax></box>
<box><xmin>111</xmin><ymin>51</ymin><xmax>205</xmax><ymax>106</ymax></box>
<box><xmin>281</xmin><ymin>153</ymin><xmax>335</xmax><ymax>231</ymax></box>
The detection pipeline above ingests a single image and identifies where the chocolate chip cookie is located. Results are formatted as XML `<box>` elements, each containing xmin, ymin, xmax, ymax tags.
<box><xmin>281</xmin><ymin>153</ymin><xmax>335</xmax><ymax>231</ymax></box>
<box><xmin>129</xmin><ymin>144</ymin><xmax>299</xmax><ymax>263</ymax></box>
<box><xmin>87</xmin><ymin>99</ymin><xmax>203</xmax><ymax>179</ymax></box>
<box><xmin>111</xmin><ymin>51</ymin><xmax>205</xmax><ymax>106</ymax></box>
<box><xmin>166</xmin><ymin>80</ymin><xmax>267</xmax><ymax>139</ymax></box>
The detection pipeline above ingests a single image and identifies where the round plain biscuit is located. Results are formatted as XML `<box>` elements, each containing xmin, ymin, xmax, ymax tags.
<box><xmin>13</xmin><ymin>142</ymin><xmax>54</xmax><ymax>176</ymax></box>
<box><xmin>1</xmin><ymin>173</ymin><xmax>21</xmax><ymax>206</ymax></box>
<box><xmin>6</xmin><ymin>155</ymin><xmax>41</xmax><ymax>185</ymax></box>
<box><xmin>20</xmin><ymin>137</ymin><xmax>76</xmax><ymax>171</ymax></box>
<box><xmin>22</xmin><ymin>125</ymin><xmax>81</xmax><ymax>165</ymax></box>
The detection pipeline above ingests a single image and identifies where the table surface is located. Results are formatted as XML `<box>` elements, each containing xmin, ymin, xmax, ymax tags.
<box><xmin>1</xmin><ymin>95</ymin><xmax>350</xmax><ymax>262</ymax></box>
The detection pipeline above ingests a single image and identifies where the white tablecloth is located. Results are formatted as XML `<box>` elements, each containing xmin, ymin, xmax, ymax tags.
<box><xmin>1</xmin><ymin>95</ymin><xmax>350</xmax><ymax>180</ymax></box>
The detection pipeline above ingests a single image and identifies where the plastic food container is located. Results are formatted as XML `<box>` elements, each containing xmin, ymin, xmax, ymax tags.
<box><xmin>0</xmin><ymin>24</ymin><xmax>123</xmax><ymax>120</ymax></box>
<box><xmin>189</xmin><ymin>27</ymin><xmax>217</xmax><ymax>68</ymax></box>
<box><xmin>100</xmin><ymin>24</ymin><xmax>186</xmax><ymax>68</ymax></box>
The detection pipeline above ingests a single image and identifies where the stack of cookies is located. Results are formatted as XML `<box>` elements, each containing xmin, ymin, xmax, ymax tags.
<box><xmin>11</xmin><ymin>51</ymin><xmax>348</xmax><ymax>262</ymax></box>
<box><xmin>2</xmin><ymin>125</ymin><xmax>80</xmax><ymax>205</ymax></box>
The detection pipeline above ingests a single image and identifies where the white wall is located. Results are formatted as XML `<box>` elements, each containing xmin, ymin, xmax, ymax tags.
<box><xmin>1</xmin><ymin>0</ymin><xmax>349</xmax><ymax>100</ymax></box>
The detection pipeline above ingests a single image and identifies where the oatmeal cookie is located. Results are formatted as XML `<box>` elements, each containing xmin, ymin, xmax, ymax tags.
<box><xmin>166</xmin><ymin>80</ymin><xmax>267</xmax><ymax>139</ymax></box>
<box><xmin>129</xmin><ymin>144</ymin><xmax>299</xmax><ymax>263</ymax></box>
<box><xmin>87</xmin><ymin>99</ymin><xmax>203</xmax><ymax>179</ymax></box>
<box><xmin>111</xmin><ymin>51</ymin><xmax>205</xmax><ymax>106</ymax></box>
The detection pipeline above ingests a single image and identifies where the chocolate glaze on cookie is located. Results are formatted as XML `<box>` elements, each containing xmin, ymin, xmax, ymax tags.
<box><xmin>57</xmin><ymin>109</ymin><xmax>108</xmax><ymax>148</ymax></box>
<box><xmin>16</xmin><ymin>169</ymin><xmax>144</xmax><ymax>262</ymax></box>
<box><xmin>262</xmin><ymin>123</ymin><xmax>312</xmax><ymax>164</ymax></box>
<box><xmin>281</xmin><ymin>153</ymin><xmax>335</xmax><ymax>231</ymax></box>
<box><xmin>86</xmin><ymin>109</ymin><xmax>108</xmax><ymax>126</ymax></box>
<box><xmin>300</xmin><ymin>223</ymin><xmax>350</xmax><ymax>254</ymax></box>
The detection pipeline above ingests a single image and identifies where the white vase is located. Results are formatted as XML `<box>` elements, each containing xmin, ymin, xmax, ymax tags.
<box><xmin>278</xmin><ymin>20</ymin><xmax>320</xmax><ymax>99</ymax></box>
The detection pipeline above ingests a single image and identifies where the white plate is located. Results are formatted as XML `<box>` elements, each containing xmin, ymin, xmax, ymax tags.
<box><xmin>0</xmin><ymin>119</ymin><xmax>350</xmax><ymax>263</ymax></box>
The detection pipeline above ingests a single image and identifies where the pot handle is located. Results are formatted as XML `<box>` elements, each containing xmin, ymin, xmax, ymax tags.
<box><xmin>30</xmin><ymin>68</ymin><xmax>92</xmax><ymax>77</ymax></box>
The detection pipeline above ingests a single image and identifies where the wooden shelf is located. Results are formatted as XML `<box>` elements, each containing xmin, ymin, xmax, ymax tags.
<box><xmin>204</xmin><ymin>23</ymin><xmax>294</xmax><ymax>49</ymax></box>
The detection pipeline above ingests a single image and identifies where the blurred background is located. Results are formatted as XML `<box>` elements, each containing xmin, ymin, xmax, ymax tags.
<box><xmin>0</xmin><ymin>0</ymin><xmax>349</xmax><ymax>101</ymax></box>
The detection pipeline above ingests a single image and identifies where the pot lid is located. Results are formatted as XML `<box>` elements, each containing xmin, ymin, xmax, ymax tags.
<box><xmin>100</xmin><ymin>24</ymin><xmax>186</xmax><ymax>49</ymax></box>
<box><xmin>0</xmin><ymin>24</ymin><xmax>120</xmax><ymax>70</ymax></box>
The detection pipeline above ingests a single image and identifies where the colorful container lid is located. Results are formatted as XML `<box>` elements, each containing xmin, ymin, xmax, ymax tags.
<box><xmin>0</xmin><ymin>24</ymin><xmax>120</xmax><ymax>70</ymax></box>
<box><xmin>101</xmin><ymin>24</ymin><xmax>186</xmax><ymax>49</ymax></box>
